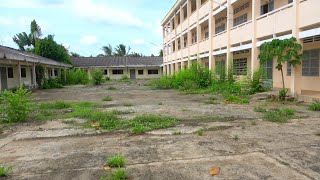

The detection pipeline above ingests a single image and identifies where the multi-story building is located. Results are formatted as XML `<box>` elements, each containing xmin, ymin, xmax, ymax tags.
<box><xmin>161</xmin><ymin>0</ymin><xmax>320</xmax><ymax>98</ymax></box>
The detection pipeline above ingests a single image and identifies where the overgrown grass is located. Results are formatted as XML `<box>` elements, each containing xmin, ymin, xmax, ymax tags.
<box><xmin>262</xmin><ymin>108</ymin><xmax>296</xmax><ymax>123</ymax></box>
<box><xmin>102</xmin><ymin>96</ymin><xmax>113</xmax><ymax>101</ymax></box>
<box><xmin>0</xmin><ymin>165</ymin><xmax>12</xmax><ymax>177</ymax></box>
<box><xmin>129</xmin><ymin>115</ymin><xmax>177</xmax><ymax>134</ymax></box>
<box><xmin>109</xmin><ymin>169</ymin><xmax>127</xmax><ymax>180</ymax></box>
<box><xmin>308</xmin><ymin>100</ymin><xmax>320</xmax><ymax>111</ymax></box>
<box><xmin>123</xmin><ymin>103</ymin><xmax>134</xmax><ymax>107</ymax></box>
<box><xmin>254</xmin><ymin>106</ymin><xmax>267</xmax><ymax>113</ymax></box>
<box><xmin>107</xmin><ymin>155</ymin><xmax>126</xmax><ymax>168</ymax></box>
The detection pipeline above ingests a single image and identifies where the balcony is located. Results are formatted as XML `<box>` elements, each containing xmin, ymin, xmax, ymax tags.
<box><xmin>182</xmin><ymin>19</ymin><xmax>188</xmax><ymax>32</ymax></box>
<box><xmin>182</xmin><ymin>48</ymin><xmax>188</xmax><ymax>58</ymax></box>
<box><xmin>176</xmin><ymin>24</ymin><xmax>181</xmax><ymax>35</ymax></box>
<box><xmin>213</xmin><ymin>31</ymin><xmax>227</xmax><ymax>49</ymax></box>
<box><xmin>189</xmin><ymin>11</ymin><xmax>198</xmax><ymax>26</ymax></box>
<box><xmin>199</xmin><ymin>1</ymin><xmax>210</xmax><ymax>20</ymax></box>
<box><xmin>256</xmin><ymin>4</ymin><xmax>294</xmax><ymax>38</ymax></box>
<box><xmin>199</xmin><ymin>38</ymin><xmax>210</xmax><ymax>53</ymax></box>
<box><xmin>299</xmin><ymin>0</ymin><xmax>319</xmax><ymax>29</ymax></box>
<box><xmin>190</xmin><ymin>43</ymin><xmax>198</xmax><ymax>56</ymax></box>
<box><xmin>230</xmin><ymin>20</ymin><xmax>253</xmax><ymax>45</ymax></box>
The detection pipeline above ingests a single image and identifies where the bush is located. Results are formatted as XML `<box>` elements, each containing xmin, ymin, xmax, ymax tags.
<box><xmin>66</xmin><ymin>68</ymin><xmax>89</xmax><ymax>85</ymax></box>
<box><xmin>91</xmin><ymin>69</ymin><xmax>104</xmax><ymax>85</ymax></box>
<box><xmin>41</xmin><ymin>78</ymin><xmax>63</xmax><ymax>89</ymax></box>
<box><xmin>309</xmin><ymin>100</ymin><xmax>320</xmax><ymax>111</ymax></box>
<box><xmin>0</xmin><ymin>88</ymin><xmax>33</xmax><ymax>123</ymax></box>
<box><xmin>149</xmin><ymin>76</ymin><xmax>173</xmax><ymax>89</ymax></box>
<box><xmin>107</xmin><ymin>155</ymin><xmax>126</xmax><ymax>168</ymax></box>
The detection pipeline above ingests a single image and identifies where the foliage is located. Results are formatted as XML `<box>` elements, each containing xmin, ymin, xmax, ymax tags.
<box><xmin>34</xmin><ymin>35</ymin><xmax>71</xmax><ymax>64</ymax></box>
<box><xmin>119</xmin><ymin>75</ymin><xmax>130</xmax><ymax>82</ymax></box>
<box><xmin>13</xmin><ymin>20</ymin><xmax>41</xmax><ymax>51</ymax></box>
<box><xmin>149</xmin><ymin>76</ymin><xmax>173</xmax><ymax>89</ymax></box>
<box><xmin>278</xmin><ymin>88</ymin><xmax>288</xmax><ymax>101</ymax></box>
<box><xmin>70</xmin><ymin>52</ymin><xmax>81</xmax><ymax>57</ymax></box>
<box><xmin>254</xmin><ymin>106</ymin><xmax>267</xmax><ymax>113</ymax></box>
<box><xmin>102</xmin><ymin>44</ymin><xmax>113</xmax><ymax>56</ymax></box>
<box><xmin>250</xmin><ymin>67</ymin><xmax>268</xmax><ymax>94</ymax></box>
<box><xmin>91</xmin><ymin>69</ymin><xmax>104</xmax><ymax>85</ymax></box>
<box><xmin>66</xmin><ymin>69</ymin><xmax>89</xmax><ymax>85</ymax></box>
<box><xmin>215</xmin><ymin>61</ymin><xmax>226</xmax><ymax>82</ymax></box>
<box><xmin>129</xmin><ymin>52</ymin><xmax>143</xmax><ymax>57</ymax></box>
<box><xmin>262</xmin><ymin>108</ymin><xmax>295</xmax><ymax>123</ymax></box>
<box><xmin>41</xmin><ymin>78</ymin><xmax>64</xmax><ymax>89</ymax></box>
<box><xmin>224</xmin><ymin>94</ymin><xmax>249</xmax><ymax>104</ymax></box>
<box><xmin>35</xmin><ymin>64</ymin><xmax>45</xmax><ymax>87</ymax></box>
<box><xmin>108</xmin><ymin>169</ymin><xmax>127</xmax><ymax>180</ymax></box>
<box><xmin>0</xmin><ymin>88</ymin><xmax>33</xmax><ymax>123</ymax></box>
<box><xmin>102</xmin><ymin>96</ymin><xmax>113</xmax><ymax>101</ymax></box>
<box><xmin>308</xmin><ymin>100</ymin><xmax>320</xmax><ymax>111</ymax></box>
<box><xmin>0</xmin><ymin>165</ymin><xmax>12</xmax><ymax>177</ymax></box>
<box><xmin>196</xmin><ymin>129</ymin><xmax>204</xmax><ymax>136</ymax></box>
<box><xmin>107</xmin><ymin>155</ymin><xmax>126</xmax><ymax>168</ymax></box>
<box><xmin>115</xmin><ymin>44</ymin><xmax>131</xmax><ymax>56</ymax></box>
<box><xmin>159</xmin><ymin>49</ymin><xmax>163</xmax><ymax>57</ymax></box>
<box><xmin>259</xmin><ymin>37</ymin><xmax>303</xmax><ymax>97</ymax></box>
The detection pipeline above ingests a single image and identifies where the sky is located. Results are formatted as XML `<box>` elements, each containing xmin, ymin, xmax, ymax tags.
<box><xmin>0</xmin><ymin>0</ymin><xmax>175</xmax><ymax>57</ymax></box>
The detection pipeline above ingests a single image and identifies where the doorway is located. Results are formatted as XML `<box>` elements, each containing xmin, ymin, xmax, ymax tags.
<box><xmin>130</xmin><ymin>69</ymin><xmax>136</xmax><ymax>80</ymax></box>
<box><xmin>0</xmin><ymin>67</ymin><xmax>8</xmax><ymax>91</ymax></box>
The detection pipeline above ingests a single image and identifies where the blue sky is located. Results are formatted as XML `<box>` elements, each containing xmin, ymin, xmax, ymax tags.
<box><xmin>0</xmin><ymin>0</ymin><xmax>175</xmax><ymax>56</ymax></box>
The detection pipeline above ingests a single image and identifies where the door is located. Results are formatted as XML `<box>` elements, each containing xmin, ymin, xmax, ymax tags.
<box><xmin>263</xmin><ymin>60</ymin><xmax>273</xmax><ymax>88</ymax></box>
<box><xmin>0</xmin><ymin>67</ymin><xmax>8</xmax><ymax>91</ymax></box>
<box><xmin>130</xmin><ymin>69</ymin><xmax>136</xmax><ymax>80</ymax></box>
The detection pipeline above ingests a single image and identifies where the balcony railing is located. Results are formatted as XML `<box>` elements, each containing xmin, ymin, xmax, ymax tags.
<box><xmin>199</xmin><ymin>38</ymin><xmax>210</xmax><ymax>53</ymax></box>
<box><xmin>213</xmin><ymin>30</ymin><xmax>227</xmax><ymax>49</ymax></box>
<box><xmin>299</xmin><ymin>0</ymin><xmax>318</xmax><ymax>28</ymax></box>
<box><xmin>230</xmin><ymin>20</ymin><xmax>253</xmax><ymax>45</ymax></box>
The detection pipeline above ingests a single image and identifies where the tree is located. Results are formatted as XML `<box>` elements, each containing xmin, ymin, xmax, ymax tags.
<box><xmin>70</xmin><ymin>52</ymin><xmax>81</xmax><ymax>57</ymax></box>
<box><xmin>159</xmin><ymin>49</ymin><xmax>163</xmax><ymax>57</ymax></box>
<box><xmin>13</xmin><ymin>20</ymin><xmax>42</xmax><ymax>51</ymax></box>
<box><xmin>259</xmin><ymin>37</ymin><xmax>303</xmax><ymax>98</ymax></box>
<box><xmin>97</xmin><ymin>54</ymin><xmax>105</xmax><ymax>57</ymax></box>
<box><xmin>102</xmin><ymin>44</ymin><xmax>113</xmax><ymax>56</ymax></box>
<box><xmin>114</xmin><ymin>44</ymin><xmax>131</xmax><ymax>56</ymax></box>
<box><xmin>34</xmin><ymin>35</ymin><xmax>71</xmax><ymax>64</ymax></box>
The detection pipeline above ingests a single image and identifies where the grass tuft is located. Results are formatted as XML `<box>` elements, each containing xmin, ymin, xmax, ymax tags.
<box><xmin>102</xmin><ymin>96</ymin><xmax>113</xmax><ymax>101</ymax></box>
<box><xmin>107</xmin><ymin>154</ymin><xmax>126</xmax><ymax>168</ymax></box>
<box><xmin>233</xmin><ymin>134</ymin><xmax>239</xmax><ymax>141</ymax></box>
<box><xmin>129</xmin><ymin>114</ymin><xmax>177</xmax><ymax>133</ymax></box>
<box><xmin>263</xmin><ymin>108</ymin><xmax>295</xmax><ymax>123</ymax></box>
<box><xmin>254</xmin><ymin>106</ymin><xmax>267</xmax><ymax>113</ymax></box>
<box><xmin>196</xmin><ymin>129</ymin><xmax>204</xmax><ymax>136</ymax></box>
<box><xmin>123</xmin><ymin>103</ymin><xmax>134</xmax><ymax>107</ymax></box>
<box><xmin>0</xmin><ymin>165</ymin><xmax>12</xmax><ymax>177</ymax></box>
<box><xmin>109</xmin><ymin>168</ymin><xmax>127</xmax><ymax>180</ymax></box>
<box><xmin>308</xmin><ymin>100</ymin><xmax>320</xmax><ymax>111</ymax></box>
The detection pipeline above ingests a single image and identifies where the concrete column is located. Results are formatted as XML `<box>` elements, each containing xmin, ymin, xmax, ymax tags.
<box><xmin>180</xmin><ymin>5</ymin><xmax>184</xmax><ymax>71</ymax></box>
<box><xmin>17</xmin><ymin>62</ymin><xmax>22</xmax><ymax>86</ymax></box>
<box><xmin>196</xmin><ymin>0</ymin><xmax>201</xmax><ymax>63</ymax></box>
<box><xmin>226</xmin><ymin>0</ymin><xmax>234</xmax><ymax>75</ymax></box>
<box><xmin>52</xmin><ymin>67</ymin><xmax>55</xmax><ymax>78</ymax></box>
<box><xmin>187</xmin><ymin>0</ymin><xmax>191</xmax><ymax>68</ymax></box>
<box><xmin>209</xmin><ymin>0</ymin><xmax>214</xmax><ymax>70</ymax></box>
<box><xmin>32</xmin><ymin>63</ymin><xmax>36</xmax><ymax>86</ymax></box>
<box><xmin>251</xmin><ymin>0</ymin><xmax>261</xmax><ymax>76</ymax></box>
<box><xmin>290</xmin><ymin>0</ymin><xmax>302</xmax><ymax>96</ymax></box>
<box><xmin>64</xmin><ymin>67</ymin><xmax>67</xmax><ymax>82</ymax></box>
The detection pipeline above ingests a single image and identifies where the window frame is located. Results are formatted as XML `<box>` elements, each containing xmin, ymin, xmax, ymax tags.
<box><xmin>7</xmin><ymin>67</ymin><xmax>14</xmax><ymax>78</ymax></box>
<box><xmin>21</xmin><ymin>67</ymin><xmax>27</xmax><ymax>78</ymax></box>
<box><xmin>112</xmin><ymin>69</ymin><xmax>124</xmax><ymax>75</ymax></box>
<box><xmin>148</xmin><ymin>69</ymin><xmax>159</xmax><ymax>75</ymax></box>
<box><xmin>302</xmin><ymin>49</ymin><xmax>320</xmax><ymax>77</ymax></box>
<box><xmin>233</xmin><ymin>58</ymin><xmax>248</xmax><ymax>76</ymax></box>
<box><xmin>138</xmin><ymin>70</ymin><xmax>144</xmax><ymax>75</ymax></box>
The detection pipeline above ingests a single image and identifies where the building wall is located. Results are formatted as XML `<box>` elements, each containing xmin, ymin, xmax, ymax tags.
<box><xmin>162</xmin><ymin>0</ymin><xmax>320</xmax><ymax>97</ymax></box>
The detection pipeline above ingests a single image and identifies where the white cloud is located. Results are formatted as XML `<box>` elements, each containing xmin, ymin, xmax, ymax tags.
<box><xmin>80</xmin><ymin>35</ymin><xmax>97</xmax><ymax>46</ymax></box>
<box><xmin>132</xmin><ymin>38</ymin><xmax>146</xmax><ymax>45</ymax></box>
<box><xmin>71</xmin><ymin>0</ymin><xmax>144</xmax><ymax>28</ymax></box>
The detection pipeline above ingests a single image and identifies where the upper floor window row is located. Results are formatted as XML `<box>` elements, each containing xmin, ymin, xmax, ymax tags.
<box><xmin>233</xmin><ymin>13</ymin><xmax>247</xmax><ymax>27</ymax></box>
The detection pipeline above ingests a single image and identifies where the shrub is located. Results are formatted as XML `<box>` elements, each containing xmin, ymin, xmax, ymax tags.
<box><xmin>35</xmin><ymin>64</ymin><xmax>45</xmax><ymax>87</ymax></box>
<box><xmin>107</xmin><ymin>154</ymin><xmax>126</xmax><ymax>168</ymax></box>
<box><xmin>149</xmin><ymin>76</ymin><xmax>173</xmax><ymax>89</ymax></box>
<box><xmin>91</xmin><ymin>69</ymin><xmax>104</xmax><ymax>85</ymax></box>
<box><xmin>279</xmin><ymin>88</ymin><xmax>288</xmax><ymax>101</ymax></box>
<box><xmin>309</xmin><ymin>100</ymin><xmax>320</xmax><ymax>111</ymax></box>
<box><xmin>0</xmin><ymin>88</ymin><xmax>33</xmax><ymax>123</ymax></box>
<box><xmin>224</xmin><ymin>94</ymin><xmax>249</xmax><ymax>104</ymax></box>
<box><xmin>66</xmin><ymin>69</ymin><xmax>89</xmax><ymax>85</ymax></box>
<box><xmin>119</xmin><ymin>75</ymin><xmax>130</xmax><ymax>82</ymax></box>
<box><xmin>41</xmin><ymin>78</ymin><xmax>63</xmax><ymax>89</ymax></box>
<box><xmin>196</xmin><ymin>129</ymin><xmax>204</xmax><ymax>136</ymax></box>
<box><xmin>0</xmin><ymin>165</ymin><xmax>12</xmax><ymax>177</ymax></box>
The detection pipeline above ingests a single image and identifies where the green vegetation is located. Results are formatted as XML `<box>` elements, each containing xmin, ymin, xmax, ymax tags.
<box><xmin>66</xmin><ymin>69</ymin><xmax>90</xmax><ymax>85</ymax></box>
<box><xmin>109</xmin><ymin>169</ymin><xmax>127</xmax><ymax>180</ymax></box>
<box><xmin>42</xmin><ymin>78</ymin><xmax>64</xmax><ymax>89</ymax></box>
<box><xmin>0</xmin><ymin>126</ymin><xmax>4</xmax><ymax>134</ymax></box>
<box><xmin>308</xmin><ymin>100</ymin><xmax>320</xmax><ymax>111</ymax></box>
<box><xmin>196</xmin><ymin>129</ymin><xmax>204</xmax><ymax>136</ymax></box>
<box><xmin>129</xmin><ymin>115</ymin><xmax>177</xmax><ymax>134</ymax></box>
<box><xmin>107</xmin><ymin>86</ymin><xmax>117</xmax><ymax>90</ymax></box>
<box><xmin>119</xmin><ymin>75</ymin><xmax>130</xmax><ymax>82</ymax></box>
<box><xmin>254</xmin><ymin>106</ymin><xmax>267</xmax><ymax>113</ymax></box>
<box><xmin>107</xmin><ymin>155</ymin><xmax>126</xmax><ymax>168</ymax></box>
<box><xmin>0</xmin><ymin>165</ymin><xmax>12</xmax><ymax>177</ymax></box>
<box><xmin>102</xmin><ymin>96</ymin><xmax>113</xmax><ymax>101</ymax></box>
<box><xmin>259</xmin><ymin>37</ymin><xmax>303</xmax><ymax>99</ymax></box>
<box><xmin>0</xmin><ymin>88</ymin><xmax>33</xmax><ymax>123</ymax></box>
<box><xmin>150</xmin><ymin>63</ymin><xmax>268</xmax><ymax>104</ymax></box>
<box><xmin>91</xmin><ymin>69</ymin><xmax>104</xmax><ymax>85</ymax></box>
<box><xmin>123</xmin><ymin>102</ymin><xmax>133</xmax><ymax>107</ymax></box>
<box><xmin>233</xmin><ymin>134</ymin><xmax>239</xmax><ymax>141</ymax></box>
<box><xmin>262</xmin><ymin>108</ymin><xmax>296</xmax><ymax>123</ymax></box>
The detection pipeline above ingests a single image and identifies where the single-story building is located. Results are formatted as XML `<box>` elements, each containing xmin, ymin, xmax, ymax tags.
<box><xmin>0</xmin><ymin>45</ymin><xmax>72</xmax><ymax>91</ymax></box>
<box><xmin>71</xmin><ymin>56</ymin><xmax>163</xmax><ymax>80</ymax></box>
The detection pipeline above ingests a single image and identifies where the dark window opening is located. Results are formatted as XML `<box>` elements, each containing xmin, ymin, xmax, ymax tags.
<box><xmin>261</xmin><ymin>0</ymin><xmax>274</xmax><ymax>15</ymax></box>
<box><xmin>138</xmin><ymin>70</ymin><xmax>144</xmax><ymax>75</ymax></box>
<box><xmin>112</xmin><ymin>70</ymin><xmax>124</xmax><ymax>75</ymax></box>
<box><xmin>21</xmin><ymin>68</ymin><xmax>27</xmax><ymax>78</ymax></box>
<box><xmin>54</xmin><ymin>69</ymin><xmax>58</xmax><ymax>76</ymax></box>
<box><xmin>233</xmin><ymin>58</ymin><xmax>248</xmax><ymax>75</ymax></box>
<box><xmin>104</xmin><ymin>70</ymin><xmax>108</xmax><ymax>75</ymax></box>
<box><xmin>8</xmin><ymin>67</ymin><xmax>13</xmax><ymax>78</ymax></box>
<box><xmin>148</xmin><ymin>70</ymin><xmax>159</xmax><ymax>74</ymax></box>
<box><xmin>287</xmin><ymin>62</ymin><xmax>291</xmax><ymax>76</ymax></box>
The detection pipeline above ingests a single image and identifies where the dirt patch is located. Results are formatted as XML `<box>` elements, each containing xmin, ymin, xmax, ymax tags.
<box><xmin>0</xmin><ymin>80</ymin><xmax>319</xmax><ymax>180</ymax></box>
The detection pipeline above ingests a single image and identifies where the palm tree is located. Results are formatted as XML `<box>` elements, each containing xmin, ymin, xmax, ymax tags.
<box><xmin>13</xmin><ymin>19</ymin><xmax>42</xmax><ymax>51</ymax></box>
<box><xmin>114</xmin><ymin>44</ymin><xmax>131</xmax><ymax>56</ymax></box>
<box><xmin>102</xmin><ymin>44</ymin><xmax>113</xmax><ymax>56</ymax></box>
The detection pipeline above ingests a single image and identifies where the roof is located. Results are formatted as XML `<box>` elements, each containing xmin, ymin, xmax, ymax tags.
<box><xmin>71</xmin><ymin>56</ymin><xmax>163</xmax><ymax>68</ymax></box>
<box><xmin>0</xmin><ymin>45</ymin><xmax>72</xmax><ymax>68</ymax></box>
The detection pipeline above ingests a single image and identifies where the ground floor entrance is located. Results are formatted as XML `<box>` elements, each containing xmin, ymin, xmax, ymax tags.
<box><xmin>0</xmin><ymin>67</ymin><xmax>8</xmax><ymax>91</ymax></box>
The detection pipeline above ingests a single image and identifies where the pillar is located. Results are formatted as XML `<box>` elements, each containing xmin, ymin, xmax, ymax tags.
<box><xmin>64</xmin><ymin>67</ymin><xmax>67</xmax><ymax>82</ymax></box>
<box><xmin>52</xmin><ymin>67</ymin><xmax>55</xmax><ymax>78</ymax></box>
<box><xmin>17</xmin><ymin>62</ymin><xmax>22</xmax><ymax>86</ymax></box>
<box><xmin>251</xmin><ymin>0</ymin><xmax>261</xmax><ymax>76</ymax></box>
<box><xmin>196</xmin><ymin>0</ymin><xmax>201</xmax><ymax>63</ymax></box>
<box><xmin>187</xmin><ymin>0</ymin><xmax>191</xmax><ymax>68</ymax></box>
<box><xmin>209</xmin><ymin>0</ymin><xmax>214</xmax><ymax>70</ymax></box>
<box><xmin>226</xmin><ymin>0</ymin><xmax>234</xmax><ymax>74</ymax></box>
<box><xmin>32</xmin><ymin>63</ymin><xmax>36</xmax><ymax>87</ymax></box>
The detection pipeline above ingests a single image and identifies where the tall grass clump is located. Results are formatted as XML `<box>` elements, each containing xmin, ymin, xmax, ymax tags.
<box><xmin>309</xmin><ymin>100</ymin><xmax>320</xmax><ymax>111</ymax></box>
<box><xmin>66</xmin><ymin>68</ymin><xmax>89</xmax><ymax>85</ymax></box>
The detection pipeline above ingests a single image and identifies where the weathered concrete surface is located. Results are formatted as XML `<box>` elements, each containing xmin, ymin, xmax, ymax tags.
<box><xmin>0</xmin><ymin>81</ymin><xmax>319</xmax><ymax>180</ymax></box>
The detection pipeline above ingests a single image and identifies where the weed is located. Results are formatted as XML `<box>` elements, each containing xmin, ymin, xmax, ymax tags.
<box><xmin>309</xmin><ymin>100</ymin><xmax>320</xmax><ymax>111</ymax></box>
<box><xmin>131</xmin><ymin>125</ymin><xmax>146</xmax><ymax>134</ymax></box>
<box><xmin>196</xmin><ymin>129</ymin><xmax>204</xmax><ymax>136</ymax></box>
<box><xmin>172</xmin><ymin>130</ymin><xmax>182</xmax><ymax>135</ymax></box>
<box><xmin>158</xmin><ymin>102</ymin><xmax>163</xmax><ymax>105</ymax></box>
<box><xmin>62</xmin><ymin>119</ymin><xmax>77</xmax><ymax>124</ymax></box>
<box><xmin>107</xmin><ymin>86</ymin><xmax>117</xmax><ymax>90</ymax></box>
<box><xmin>102</xmin><ymin>96</ymin><xmax>113</xmax><ymax>101</ymax></box>
<box><xmin>251</xmin><ymin>121</ymin><xmax>257</xmax><ymax>126</ymax></box>
<box><xmin>233</xmin><ymin>134</ymin><xmax>239</xmax><ymax>141</ymax></box>
<box><xmin>0</xmin><ymin>165</ymin><xmax>12</xmax><ymax>177</ymax></box>
<box><xmin>129</xmin><ymin>114</ymin><xmax>177</xmax><ymax>132</ymax></box>
<box><xmin>39</xmin><ymin>101</ymin><xmax>72</xmax><ymax>110</ymax></box>
<box><xmin>254</xmin><ymin>106</ymin><xmax>267</xmax><ymax>113</ymax></box>
<box><xmin>107</xmin><ymin>154</ymin><xmax>126</xmax><ymax>168</ymax></box>
<box><xmin>109</xmin><ymin>168</ymin><xmax>127</xmax><ymax>180</ymax></box>
<box><xmin>123</xmin><ymin>103</ymin><xmax>133</xmax><ymax>107</ymax></box>
<box><xmin>224</xmin><ymin>94</ymin><xmax>249</xmax><ymax>104</ymax></box>
<box><xmin>263</xmin><ymin>108</ymin><xmax>295</xmax><ymax>123</ymax></box>
<box><xmin>0</xmin><ymin>126</ymin><xmax>4</xmax><ymax>134</ymax></box>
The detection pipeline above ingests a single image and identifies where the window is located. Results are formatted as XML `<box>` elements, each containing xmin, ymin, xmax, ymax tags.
<box><xmin>21</xmin><ymin>68</ymin><xmax>26</xmax><ymax>78</ymax></box>
<box><xmin>234</xmin><ymin>2</ymin><xmax>250</xmax><ymax>14</ymax></box>
<box><xmin>261</xmin><ymin>0</ymin><xmax>274</xmax><ymax>15</ymax></box>
<box><xmin>201</xmin><ymin>0</ymin><xmax>208</xmax><ymax>5</ymax></box>
<box><xmin>172</xmin><ymin>41</ymin><xmax>176</xmax><ymax>52</ymax></box>
<box><xmin>288</xmin><ymin>0</ymin><xmax>293</xmax><ymax>3</ymax></box>
<box><xmin>287</xmin><ymin>62</ymin><xmax>291</xmax><ymax>76</ymax></box>
<box><xmin>215</xmin><ymin>24</ymin><xmax>226</xmax><ymax>34</ymax></box>
<box><xmin>178</xmin><ymin>38</ymin><xmax>181</xmax><ymax>50</ymax></box>
<box><xmin>183</xmin><ymin>6</ymin><xmax>188</xmax><ymax>20</ymax></box>
<box><xmin>7</xmin><ymin>67</ymin><xmax>13</xmax><ymax>78</ymax></box>
<box><xmin>104</xmin><ymin>70</ymin><xmax>108</xmax><ymax>75</ymax></box>
<box><xmin>183</xmin><ymin>35</ymin><xmax>188</xmax><ymax>48</ymax></box>
<box><xmin>205</xmin><ymin>32</ymin><xmax>209</xmax><ymax>39</ymax></box>
<box><xmin>302</xmin><ymin>49</ymin><xmax>320</xmax><ymax>76</ymax></box>
<box><xmin>191</xmin><ymin>31</ymin><xmax>197</xmax><ymax>44</ymax></box>
<box><xmin>138</xmin><ymin>70</ymin><xmax>144</xmax><ymax>75</ymax></box>
<box><xmin>233</xmin><ymin>58</ymin><xmax>247</xmax><ymax>75</ymax></box>
<box><xmin>191</xmin><ymin>0</ymin><xmax>197</xmax><ymax>13</ymax></box>
<box><xmin>54</xmin><ymin>69</ymin><xmax>58</xmax><ymax>76</ymax></box>
<box><xmin>148</xmin><ymin>70</ymin><xmax>159</xmax><ymax>74</ymax></box>
<box><xmin>112</xmin><ymin>70</ymin><xmax>124</xmax><ymax>75</ymax></box>
<box><xmin>264</xmin><ymin>60</ymin><xmax>273</xmax><ymax>80</ymax></box>
<box><xmin>233</xmin><ymin>13</ymin><xmax>247</xmax><ymax>27</ymax></box>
